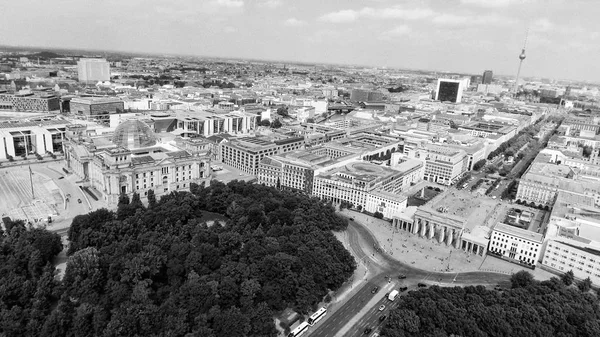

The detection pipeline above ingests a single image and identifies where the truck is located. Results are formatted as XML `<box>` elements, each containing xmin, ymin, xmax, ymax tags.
<box><xmin>388</xmin><ymin>290</ymin><xmax>399</xmax><ymax>301</ymax></box>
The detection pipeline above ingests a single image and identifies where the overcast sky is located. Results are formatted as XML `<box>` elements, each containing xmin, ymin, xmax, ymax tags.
<box><xmin>2</xmin><ymin>0</ymin><xmax>599</xmax><ymax>81</ymax></box>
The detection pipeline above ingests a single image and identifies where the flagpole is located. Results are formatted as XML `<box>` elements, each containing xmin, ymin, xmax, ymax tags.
<box><xmin>29</xmin><ymin>166</ymin><xmax>35</xmax><ymax>199</ymax></box>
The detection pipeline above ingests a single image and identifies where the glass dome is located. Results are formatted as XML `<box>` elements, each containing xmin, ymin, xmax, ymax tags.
<box><xmin>112</xmin><ymin>120</ymin><xmax>157</xmax><ymax>149</ymax></box>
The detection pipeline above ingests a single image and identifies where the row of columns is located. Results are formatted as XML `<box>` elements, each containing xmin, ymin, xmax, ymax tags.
<box><xmin>461</xmin><ymin>240</ymin><xmax>484</xmax><ymax>256</ymax></box>
<box><xmin>392</xmin><ymin>217</ymin><xmax>460</xmax><ymax>248</ymax></box>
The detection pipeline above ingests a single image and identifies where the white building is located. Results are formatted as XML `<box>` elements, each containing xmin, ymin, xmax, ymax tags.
<box><xmin>542</xmin><ymin>239</ymin><xmax>600</xmax><ymax>284</ymax></box>
<box><xmin>488</xmin><ymin>223</ymin><xmax>543</xmax><ymax>267</ymax></box>
<box><xmin>77</xmin><ymin>58</ymin><xmax>110</xmax><ymax>83</ymax></box>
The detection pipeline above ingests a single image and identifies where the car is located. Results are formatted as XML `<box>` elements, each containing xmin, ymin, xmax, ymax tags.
<box><xmin>399</xmin><ymin>286</ymin><xmax>408</xmax><ymax>292</ymax></box>
<box><xmin>349</xmin><ymin>217</ymin><xmax>354</xmax><ymax>221</ymax></box>
<box><xmin>371</xmin><ymin>286</ymin><xmax>379</xmax><ymax>294</ymax></box>
<box><xmin>398</xmin><ymin>274</ymin><xmax>407</xmax><ymax>279</ymax></box>
<box><xmin>378</xmin><ymin>305</ymin><xmax>385</xmax><ymax>311</ymax></box>
<box><xmin>77</xmin><ymin>199</ymin><xmax>82</xmax><ymax>204</ymax></box>
<box><xmin>417</xmin><ymin>283</ymin><xmax>427</xmax><ymax>288</ymax></box>
<box><xmin>363</xmin><ymin>327</ymin><xmax>372</xmax><ymax>335</ymax></box>
<box><xmin>492</xmin><ymin>196</ymin><xmax>497</xmax><ymax>199</ymax></box>
<box><xmin>379</xmin><ymin>315</ymin><xmax>387</xmax><ymax>322</ymax></box>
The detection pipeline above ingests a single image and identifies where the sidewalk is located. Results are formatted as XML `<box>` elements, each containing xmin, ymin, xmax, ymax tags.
<box><xmin>340</xmin><ymin>209</ymin><xmax>553</xmax><ymax>281</ymax></box>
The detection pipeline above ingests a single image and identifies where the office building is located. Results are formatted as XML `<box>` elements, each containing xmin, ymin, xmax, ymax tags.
<box><xmin>482</xmin><ymin>70</ymin><xmax>493</xmax><ymax>84</ymax></box>
<box><xmin>0</xmin><ymin>90</ymin><xmax>60</xmax><ymax>112</ymax></box>
<box><xmin>221</xmin><ymin>136</ymin><xmax>304</xmax><ymax>175</ymax></box>
<box><xmin>488</xmin><ymin>222</ymin><xmax>544</xmax><ymax>267</ymax></box>
<box><xmin>0</xmin><ymin>118</ymin><xmax>67</xmax><ymax>160</ymax></box>
<box><xmin>435</xmin><ymin>79</ymin><xmax>465</xmax><ymax>103</ymax></box>
<box><xmin>350</xmin><ymin>89</ymin><xmax>383</xmax><ymax>103</ymax></box>
<box><xmin>413</xmin><ymin>144</ymin><xmax>468</xmax><ymax>186</ymax></box>
<box><xmin>70</xmin><ymin>97</ymin><xmax>125</xmax><ymax>119</ymax></box>
<box><xmin>312</xmin><ymin>161</ymin><xmax>413</xmax><ymax>218</ymax></box>
<box><xmin>77</xmin><ymin>58</ymin><xmax>110</xmax><ymax>83</ymax></box>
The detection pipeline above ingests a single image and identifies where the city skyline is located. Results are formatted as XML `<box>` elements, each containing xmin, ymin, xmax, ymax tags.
<box><xmin>2</xmin><ymin>0</ymin><xmax>599</xmax><ymax>82</ymax></box>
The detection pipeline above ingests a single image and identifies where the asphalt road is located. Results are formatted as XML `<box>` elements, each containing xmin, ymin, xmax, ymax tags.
<box><xmin>309</xmin><ymin>219</ymin><xmax>511</xmax><ymax>337</ymax></box>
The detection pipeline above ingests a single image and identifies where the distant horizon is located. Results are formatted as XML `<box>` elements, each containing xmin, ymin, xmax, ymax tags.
<box><xmin>4</xmin><ymin>43</ymin><xmax>597</xmax><ymax>86</ymax></box>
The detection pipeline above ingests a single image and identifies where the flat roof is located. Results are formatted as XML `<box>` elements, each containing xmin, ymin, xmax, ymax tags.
<box><xmin>494</xmin><ymin>223</ymin><xmax>544</xmax><ymax>243</ymax></box>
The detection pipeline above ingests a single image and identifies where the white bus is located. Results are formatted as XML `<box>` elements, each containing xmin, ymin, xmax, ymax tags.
<box><xmin>288</xmin><ymin>322</ymin><xmax>310</xmax><ymax>337</ymax></box>
<box><xmin>307</xmin><ymin>307</ymin><xmax>327</xmax><ymax>326</ymax></box>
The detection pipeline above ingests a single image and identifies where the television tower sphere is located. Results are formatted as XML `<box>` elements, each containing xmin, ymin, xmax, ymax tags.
<box><xmin>519</xmin><ymin>48</ymin><xmax>526</xmax><ymax>60</ymax></box>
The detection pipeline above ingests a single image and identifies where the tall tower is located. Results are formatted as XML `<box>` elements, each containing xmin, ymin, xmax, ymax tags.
<box><xmin>513</xmin><ymin>30</ymin><xmax>529</xmax><ymax>94</ymax></box>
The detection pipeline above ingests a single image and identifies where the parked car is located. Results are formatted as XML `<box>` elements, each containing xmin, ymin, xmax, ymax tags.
<box><xmin>371</xmin><ymin>286</ymin><xmax>379</xmax><ymax>294</ymax></box>
<box><xmin>399</xmin><ymin>286</ymin><xmax>408</xmax><ymax>292</ymax></box>
<box><xmin>379</xmin><ymin>315</ymin><xmax>387</xmax><ymax>322</ymax></box>
<box><xmin>378</xmin><ymin>305</ymin><xmax>385</xmax><ymax>311</ymax></box>
<box><xmin>77</xmin><ymin>199</ymin><xmax>82</xmax><ymax>204</ymax></box>
<box><xmin>398</xmin><ymin>274</ymin><xmax>407</xmax><ymax>279</ymax></box>
<box><xmin>363</xmin><ymin>327</ymin><xmax>372</xmax><ymax>335</ymax></box>
<box><xmin>418</xmin><ymin>283</ymin><xmax>427</xmax><ymax>288</ymax></box>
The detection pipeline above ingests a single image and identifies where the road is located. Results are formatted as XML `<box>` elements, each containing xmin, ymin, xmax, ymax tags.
<box><xmin>309</xmin><ymin>219</ymin><xmax>511</xmax><ymax>337</ymax></box>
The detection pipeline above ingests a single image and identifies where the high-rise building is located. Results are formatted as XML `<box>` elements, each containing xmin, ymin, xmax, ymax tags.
<box><xmin>482</xmin><ymin>70</ymin><xmax>493</xmax><ymax>84</ymax></box>
<box><xmin>435</xmin><ymin>79</ymin><xmax>465</xmax><ymax>103</ymax></box>
<box><xmin>77</xmin><ymin>58</ymin><xmax>110</xmax><ymax>83</ymax></box>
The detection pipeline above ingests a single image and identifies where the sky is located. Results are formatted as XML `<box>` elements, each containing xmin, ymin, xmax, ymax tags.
<box><xmin>2</xmin><ymin>0</ymin><xmax>599</xmax><ymax>82</ymax></box>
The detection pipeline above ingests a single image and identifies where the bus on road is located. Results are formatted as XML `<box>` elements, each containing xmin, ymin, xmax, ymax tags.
<box><xmin>307</xmin><ymin>307</ymin><xmax>327</xmax><ymax>326</ymax></box>
<box><xmin>288</xmin><ymin>322</ymin><xmax>310</xmax><ymax>337</ymax></box>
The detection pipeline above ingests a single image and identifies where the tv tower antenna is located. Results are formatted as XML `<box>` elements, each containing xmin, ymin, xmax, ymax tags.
<box><xmin>513</xmin><ymin>27</ymin><xmax>529</xmax><ymax>95</ymax></box>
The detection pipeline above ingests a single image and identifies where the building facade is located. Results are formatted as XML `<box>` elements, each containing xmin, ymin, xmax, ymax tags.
<box><xmin>542</xmin><ymin>239</ymin><xmax>600</xmax><ymax>285</ymax></box>
<box><xmin>488</xmin><ymin>223</ymin><xmax>543</xmax><ymax>267</ymax></box>
<box><xmin>422</xmin><ymin>144</ymin><xmax>468</xmax><ymax>186</ymax></box>
<box><xmin>70</xmin><ymin>97</ymin><xmax>125</xmax><ymax>119</ymax></box>
<box><xmin>77</xmin><ymin>58</ymin><xmax>110</xmax><ymax>83</ymax></box>
<box><xmin>64</xmin><ymin>120</ymin><xmax>211</xmax><ymax>206</ymax></box>
<box><xmin>0</xmin><ymin>91</ymin><xmax>60</xmax><ymax>112</ymax></box>
<box><xmin>435</xmin><ymin>79</ymin><xmax>465</xmax><ymax>103</ymax></box>
<box><xmin>221</xmin><ymin>136</ymin><xmax>304</xmax><ymax>175</ymax></box>
<box><xmin>0</xmin><ymin>118</ymin><xmax>67</xmax><ymax>160</ymax></box>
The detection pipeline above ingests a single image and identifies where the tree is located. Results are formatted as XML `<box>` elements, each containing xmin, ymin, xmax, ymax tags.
<box><xmin>374</xmin><ymin>211</ymin><xmax>384</xmax><ymax>219</ymax></box>
<box><xmin>271</xmin><ymin>119</ymin><xmax>283</xmax><ymax>128</ymax></box>
<box><xmin>276</xmin><ymin>107</ymin><xmax>288</xmax><ymax>116</ymax></box>
<box><xmin>510</xmin><ymin>270</ymin><xmax>534</xmax><ymax>288</ymax></box>
<box><xmin>472</xmin><ymin>159</ymin><xmax>486</xmax><ymax>171</ymax></box>
<box><xmin>259</xmin><ymin>119</ymin><xmax>271</xmax><ymax>127</ymax></box>
<box><xmin>578</xmin><ymin>277</ymin><xmax>592</xmax><ymax>292</ymax></box>
<box><xmin>561</xmin><ymin>270</ymin><xmax>575</xmax><ymax>286</ymax></box>
<box><xmin>147</xmin><ymin>189</ymin><xmax>157</xmax><ymax>208</ymax></box>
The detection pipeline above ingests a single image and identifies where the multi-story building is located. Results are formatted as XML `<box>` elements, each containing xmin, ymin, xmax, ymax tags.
<box><xmin>0</xmin><ymin>117</ymin><xmax>67</xmax><ymax>160</ymax></box>
<box><xmin>488</xmin><ymin>222</ymin><xmax>544</xmax><ymax>267</ymax></box>
<box><xmin>221</xmin><ymin>136</ymin><xmax>304</xmax><ymax>175</ymax></box>
<box><xmin>258</xmin><ymin>155</ymin><xmax>314</xmax><ymax>194</ymax></box>
<box><xmin>77</xmin><ymin>58</ymin><xmax>110</xmax><ymax>83</ymax></box>
<box><xmin>350</xmin><ymin>89</ymin><xmax>383</xmax><ymax>103</ymax></box>
<box><xmin>0</xmin><ymin>90</ymin><xmax>60</xmax><ymax>112</ymax></box>
<box><xmin>419</xmin><ymin>144</ymin><xmax>468</xmax><ymax>186</ymax></box>
<box><xmin>482</xmin><ymin>70</ymin><xmax>493</xmax><ymax>84</ymax></box>
<box><xmin>173</xmin><ymin>111</ymin><xmax>258</xmax><ymax>137</ymax></box>
<box><xmin>312</xmin><ymin>161</ymin><xmax>412</xmax><ymax>218</ymax></box>
<box><xmin>435</xmin><ymin>79</ymin><xmax>465</xmax><ymax>103</ymax></box>
<box><xmin>64</xmin><ymin>120</ymin><xmax>211</xmax><ymax>206</ymax></box>
<box><xmin>70</xmin><ymin>97</ymin><xmax>125</xmax><ymax>119</ymax></box>
<box><xmin>516</xmin><ymin>155</ymin><xmax>600</xmax><ymax>208</ymax></box>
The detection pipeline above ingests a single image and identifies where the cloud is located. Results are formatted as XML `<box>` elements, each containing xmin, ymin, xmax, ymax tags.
<box><xmin>284</xmin><ymin>18</ymin><xmax>306</xmax><ymax>26</ymax></box>
<box><xmin>460</xmin><ymin>0</ymin><xmax>527</xmax><ymax>8</ymax></box>
<box><xmin>379</xmin><ymin>25</ymin><xmax>411</xmax><ymax>40</ymax></box>
<box><xmin>319</xmin><ymin>9</ymin><xmax>360</xmax><ymax>23</ymax></box>
<box><xmin>319</xmin><ymin>6</ymin><xmax>434</xmax><ymax>23</ymax></box>
<box><xmin>257</xmin><ymin>0</ymin><xmax>282</xmax><ymax>8</ymax></box>
<box><xmin>531</xmin><ymin>18</ymin><xmax>554</xmax><ymax>32</ymax></box>
<box><xmin>432</xmin><ymin>13</ymin><xmax>513</xmax><ymax>27</ymax></box>
<box><xmin>215</xmin><ymin>0</ymin><xmax>244</xmax><ymax>8</ymax></box>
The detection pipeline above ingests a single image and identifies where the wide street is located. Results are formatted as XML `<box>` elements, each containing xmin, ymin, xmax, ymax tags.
<box><xmin>309</xmin><ymin>218</ymin><xmax>511</xmax><ymax>337</ymax></box>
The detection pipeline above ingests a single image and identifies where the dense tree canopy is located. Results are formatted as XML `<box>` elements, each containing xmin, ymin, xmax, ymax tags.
<box><xmin>1</xmin><ymin>180</ymin><xmax>355</xmax><ymax>336</ymax></box>
<box><xmin>381</xmin><ymin>272</ymin><xmax>600</xmax><ymax>337</ymax></box>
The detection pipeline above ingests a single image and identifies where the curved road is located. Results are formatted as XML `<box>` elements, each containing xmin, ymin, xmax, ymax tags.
<box><xmin>309</xmin><ymin>218</ymin><xmax>510</xmax><ymax>337</ymax></box>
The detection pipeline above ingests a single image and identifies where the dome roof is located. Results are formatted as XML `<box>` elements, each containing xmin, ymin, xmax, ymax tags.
<box><xmin>112</xmin><ymin>120</ymin><xmax>157</xmax><ymax>149</ymax></box>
